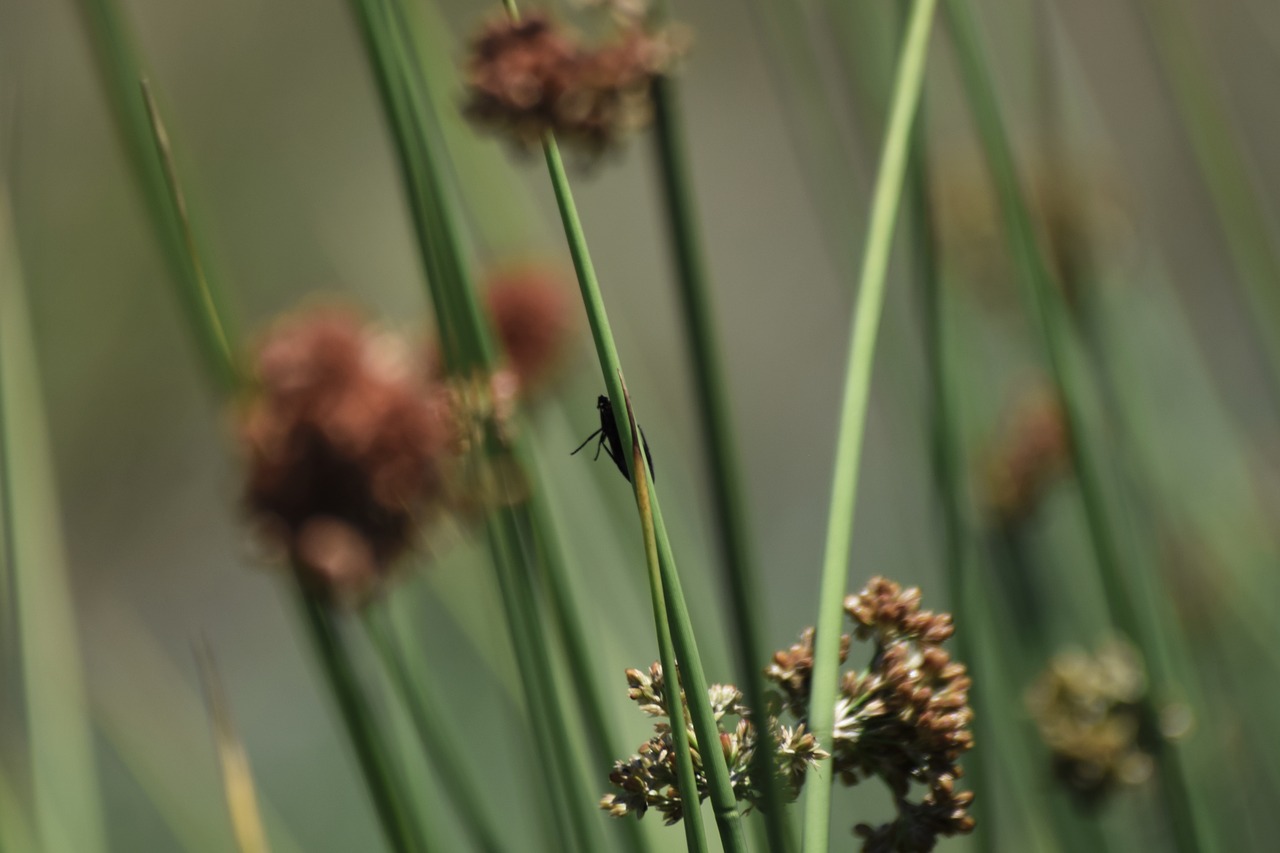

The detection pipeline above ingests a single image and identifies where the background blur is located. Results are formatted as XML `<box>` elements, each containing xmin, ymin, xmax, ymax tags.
<box><xmin>3</xmin><ymin>0</ymin><xmax>1280</xmax><ymax>849</ymax></box>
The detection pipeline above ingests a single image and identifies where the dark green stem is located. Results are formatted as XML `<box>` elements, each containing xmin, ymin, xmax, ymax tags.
<box><xmin>648</xmin><ymin>47</ymin><xmax>792</xmax><ymax>853</ymax></box>
<box><xmin>904</xmin><ymin>94</ymin><xmax>994</xmax><ymax>853</ymax></box>
<box><xmin>363</xmin><ymin>605</ymin><xmax>507</xmax><ymax>853</ymax></box>
<box><xmin>533</xmin><ymin>102</ymin><xmax>750</xmax><ymax>853</ymax></box>
<box><xmin>942</xmin><ymin>3</ymin><xmax>1218</xmax><ymax>851</ymax></box>
<box><xmin>74</xmin><ymin>0</ymin><xmax>239</xmax><ymax>394</ymax></box>
<box><xmin>1131</xmin><ymin>0</ymin><xmax>1280</xmax><ymax>395</ymax></box>
<box><xmin>295</xmin><ymin>591</ymin><xmax>427</xmax><ymax>853</ymax></box>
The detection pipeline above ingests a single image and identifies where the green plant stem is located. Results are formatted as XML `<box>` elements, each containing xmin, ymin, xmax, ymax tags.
<box><xmin>350</xmin><ymin>4</ymin><xmax>618</xmax><ymax>849</ymax></box>
<box><xmin>295</xmin><ymin>591</ymin><xmax>427</xmax><ymax>853</ymax></box>
<box><xmin>620</xmin><ymin>377</ymin><xmax>709</xmax><ymax>853</ymax></box>
<box><xmin>84</xmin><ymin>13</ymin><xmax>443</xmax><ymax>846</ymax></box>
<box><xmin>800</xmin><ymin>1</ymin><xmax>937</xmax><ymax>849</ymax></box>
<box><xmin>904</xmin><ymin>98</ymin><xmax>994</xmax><ymax>853</ymax></box>
<box><xmin>483</xmin><ymin>512</ymin><xmax>600</xmax><ymax>853</ymax></box>
<box><xmin>0</xmin><ymin>191</ymin><xmax>109</xmax><ymax>853</ymax></box>
<box><xmin>647</xmin><ymin>21</ymin><xmax>792</xmax><ymax>853</ymax></box>
<box><xmin>941</xmin><ymin>3</ymin><xmax>1218</xmax><ymax>852</ymax></box>
<box><xmin>74</xmin><ymin>0</ymin><xmax>239</xmax><ymax>394</ymax></box>
<box><xmin>1131</xmin><ymin>0</ymin><xmax>1280</xmax><ymax>393</ymax></box>
<box><xmin>363</xmin><ymin>606</ymin><xmax>506</xmax><ymax>853</ymax></box>
<box><xmin>515</xmin><ymin>463</ymin><xmax>659</xmax><ymax>853</ymax></box>
<box><xmin>537</xmin><ymin>128</ymin><xmax>750</xmax><ymax>853</ymax></box>
<box><xmin>741</xmin><ymin>0</ymin><xmax>865</xmax><ymax>279</ymax></box>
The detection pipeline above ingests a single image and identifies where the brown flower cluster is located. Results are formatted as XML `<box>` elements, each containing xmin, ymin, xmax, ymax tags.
<box><xmin>463</xmin><ymin>13</ymin><xmax>682</xmax><ymax>155</ymax></box>
<box><xmin>482</xmin><ymin>267</ymin><xmax>576</xmax><ymax>395</ymax></box>
<box><xmin>1026</xmin><ymin>640</ymin><xmax>1155</xmax><ymax>804</ymax></box>
<box><xmin>766</xmin><ymin>577</ymin><xmax>976</xmax><ymax>853</ymax></box>
<box><xmin>983</xmin><ymin>387</ymin><xmax>1070</xmax><ymax>526</ymax></box>
<box><xmin>765</xmin><ymin>627</ymin><xmax>851</xmax><ymax>716</ymax></box>
<box><xmin>240</xmin><ymin>308</ymin><xmax>451</xmax><ymax>604</ymax></box>
<box><xmin>600</xmin><ymin>663</ymin><xmax>826</xmax><ymax>824</ymax></box>
<box><xmin>240</xmin><ymin>282</ymin><xmax>578</xmax><ymax>602</ymax></box>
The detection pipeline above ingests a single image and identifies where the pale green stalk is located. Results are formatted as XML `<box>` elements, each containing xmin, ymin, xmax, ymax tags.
<box><xmin>0</xmin><ymin>190</ymin><xmax>109</xmax><ymax>853</ymax></box>
<box><xmin>801</xmin><ymin>1</ymin><xmax>938</xmax><ymax>848</ymax></box>
<box><xmin>0</xmin><ymin>762</ymin><xmax>37</xmax><ymax>853</ymax></box>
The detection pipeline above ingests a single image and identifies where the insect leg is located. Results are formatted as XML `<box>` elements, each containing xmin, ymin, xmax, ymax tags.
<box><xmin>570</xmin><ymin>428</ymin><xmax>603</xmax><ymax>456</ymax></box>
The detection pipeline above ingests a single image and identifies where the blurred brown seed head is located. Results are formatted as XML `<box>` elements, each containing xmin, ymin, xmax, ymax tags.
<box><xmin>983</xmin><ymin>386</ymin><xmax>1070</xmax><ymax>526</ymax></box>
<box><xmin>463</xmin><ymin>12</ymin><xmax>684</xmax><ymax>156</ymax></box>
<box><xmin>240</xmin><ymin>307</ymin><xmax>452</xmax><ymax>604</ymax></box>
<box><xmin>484</xmin><ymin>266</ymin><xmax>577</xmax><ymax>396</ymax></box>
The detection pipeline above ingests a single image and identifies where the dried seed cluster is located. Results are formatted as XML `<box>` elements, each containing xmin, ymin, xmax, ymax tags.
<box><xmin>983</xmin><ymin>387</ymin><xmax>1070</xmax><ymax>526</ymax></box>
<box><xmin>1027</xmin><ymin>640</ymin><xmax>1156</xmax><ymax>804</ymax></box>
<box><xmin>600</xmin><ymin>662</ymin><xmax>826</xmax><ymax>824</ymax></box>
<box><xmin>481</xmin><ymin>267</ymin><xmax>576</xmax><ymax>394</ymax></box>
<box><xmin>240</xmin><ymin>280</ymin><xmax>575</xmax><ymax>603</ymax></box>
<box><xmin>767</xmin><ymin>577</ymin><xmax>976</xmax><ymax>853</ymax></box>
<box><xmin>241</xmin><ymin>309</ymin><xmax>450</xmax><ymax>603</ymax></box>
<box><xmin>463</xmin><ymin>13</ymin><xmax>682</xmax><ymax>155</ymax></box>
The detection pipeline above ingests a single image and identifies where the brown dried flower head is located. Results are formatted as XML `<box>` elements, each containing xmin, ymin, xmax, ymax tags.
<box><xmin>983</xmin><ymin>386</ymin><xmax>1070</xmax><ymax>525</ymax></box>
<box><xmin>601</xmin><ymin>662</ymin><xmax>827</xmax><ymax>824</ymax></box>
<box><xmin>767</xmin><ymin>576</ymin><xmax>976</xmax><ymax>852</ymax></box>
<box><xmin>483</xmin><ymin>266</ymin><xmax>577</xmax><ymax>395</ymax></box>
<box><xmin>1027</xmin><ymin>640</ymin><xmax>1156</xmax><ymax>804</ymax></box>
<box><xmin>463</xmin><ymin>12</ymin><xmax>682</xmax><ymax>155</ymax></box>
<box><xmin>240</xmin><ymin>307</ymin><xmax>451</xmax><ymax>603</ymax></box>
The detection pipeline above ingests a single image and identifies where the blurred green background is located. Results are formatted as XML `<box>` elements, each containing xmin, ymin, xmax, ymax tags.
<box><xmin>3</xmin><ymin>0</ymin><xmax>1280</xmax><ymax>849</ymax></box>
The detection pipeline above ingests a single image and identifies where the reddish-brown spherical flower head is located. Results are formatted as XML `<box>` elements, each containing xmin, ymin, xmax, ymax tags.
<box><xmin>240</xmin><ymin>307</ymin><xmax>452</xmax><ymax>603</ymax></box>
<box><xmin>463</xmin><ymin>13</ymin><xmax>681</xmax><ymax>155</ymax></box>
<box><xmin>484</xmin><ymin>267</ymin><xmax>576</xmax><ymax>394</ymax></box>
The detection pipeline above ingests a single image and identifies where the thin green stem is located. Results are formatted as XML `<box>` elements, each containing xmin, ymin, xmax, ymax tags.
<box><xmin>1132</xmin><ymin>0</ymin><xmax>1280</xmax><ymax>394</ymax></box>
<box><xmin>294</xmin><ymin>591</ymin><xmax>427</xmax><ymax>853</ymax></box>
<box><xmin>942</xmin><ymin>2</ymin><xmax>1218</xmax><ymax>852</ymax></box>
<box><xmin>538</xmin><ymin>133</ymin><xmax>750</xmax><ymax>853</ymax></box>
<box><xmin>349</xmin><ymin>2</ymin><xmax>617</xmax><ymax>848</ymax></box>
<box><xmin>647</xmin><ymin>24</ymin><xmax>792</xmax><ymax>853</ymax></box>
<box><xmin>516</xmin><ymin>461</ymin><xmax>655</xmax><ymax>853</ymax></box>
<box><xmin>363</xmin><ymin>606</ymin><xmax>507</xmax><ymax>853</ymax></box>
<box><xmin>482</xmin><ymin>512</ymin><xmax>599</xmax><ymax>852</ymax></box>
<box><xmin>620</xmin><ymin>376</ymin><xmax>708</xmax><ymax>853</ymax></box>
<box><xmin>904</xmin><ymin>96</ymin><xmax>994</xmax><ymax>853</ymax></box>
<box><xmin>741</xmin><ymin>0</ymin><xmax>866</xmax><ymax>280</ymax></box>
<box><xmin>81</xmin><ymin>9</ymin><xmax>444</xmax><ymax>847</ymax></box>
<box><xmin>800</xmin><ymin>1</ymin><xmax>938</xmax><ymax>848</ymax></box>
<box><xmin>0</xmin><ymin>191</ymin><xmax>109</xmax><ymax>853</ymax></box>
<box><xmin>74</xmin><ymin>0</ymin><xmax>239</xmax><ymax>394</ymax></box>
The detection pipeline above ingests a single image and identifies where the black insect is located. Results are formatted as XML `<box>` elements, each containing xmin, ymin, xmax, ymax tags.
<box><xmin>570</xmin><ymin>395</ymin><xmax>655</xmax><ymax>483</ymax></box>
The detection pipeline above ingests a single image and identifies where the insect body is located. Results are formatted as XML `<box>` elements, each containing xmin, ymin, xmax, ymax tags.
<box><xmin>571</xmin><ymin>395</ymin><xmax>655</xmax><ymax>483</ymax></box>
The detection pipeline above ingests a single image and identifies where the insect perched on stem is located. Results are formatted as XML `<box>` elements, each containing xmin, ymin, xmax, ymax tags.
<box><xmin>571</xmin><ymin>395</ymin><xmax>655</xmax><ymax>483</ymax></box>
